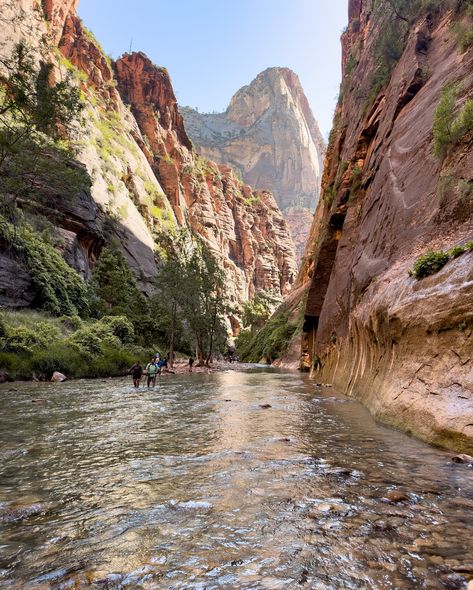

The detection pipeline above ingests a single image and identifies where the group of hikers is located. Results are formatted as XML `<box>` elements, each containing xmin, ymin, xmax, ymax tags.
<box><xmin>128</xmin><ymin>353</ymin><xmax>194</xmax><ymax>388</ymax></box>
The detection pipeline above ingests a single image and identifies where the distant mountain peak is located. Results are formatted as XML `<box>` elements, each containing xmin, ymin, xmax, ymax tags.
<box><xmin>182</xmin><ymin>68</ymin><xmax>325</xmax><ymax>261</ymax></box>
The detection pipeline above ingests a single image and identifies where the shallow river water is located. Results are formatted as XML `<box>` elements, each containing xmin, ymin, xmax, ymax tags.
<box><xmin>0</xmin><ymin>369</ymin><xmax>472</xmax><ymax>590</ymax></box>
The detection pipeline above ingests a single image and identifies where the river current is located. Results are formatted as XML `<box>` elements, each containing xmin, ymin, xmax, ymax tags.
<box><xmin>0</xmin><ymin>369</ymin><xmax>472</xmax><ymax>589</ymax></box>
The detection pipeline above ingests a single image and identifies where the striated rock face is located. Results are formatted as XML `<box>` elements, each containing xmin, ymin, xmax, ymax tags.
<box><xmin>296</xmin><ymin>0</ymin><xmax>473</xmax><ymax>452</ymax></box>
<box><xmin>0</xmin><ymin>0</ymin><xmax>296</xmax><ymax>307</ymax></box>
<box><xmin>182</xmin><ymin>68</ymin><xmax>325</xmax><ymax>260</ymax></box>
<box><xmin>114</xmin><ymin>52</ymin><xmax>297</xmax><ymax>302</ymax></box>
<box><xmin>42</xmin><ymin>0</ymin><xmax>79</xmax><ymax>44</ymax></box>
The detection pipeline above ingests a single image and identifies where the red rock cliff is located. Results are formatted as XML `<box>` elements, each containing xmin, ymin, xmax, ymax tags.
<box><xmin>300</xmin><ymin>0</ymin><xmax>473</xmax><ymax>451</ymax></box>
<box><xmin>8</xmin><ymin>1</ymin><xmax>297</xmax><ymax>308</ymax></box>
<box><xmin>113</xmin><ymin>52</ymin><xmax>297</xmax><ymax>302</ymax></box>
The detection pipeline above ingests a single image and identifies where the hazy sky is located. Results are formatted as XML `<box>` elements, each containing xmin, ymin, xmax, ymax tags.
<box><xmin>78</xmin><ymin>0</ymin><xmax>348</xmax><ymax>138</ymax></box>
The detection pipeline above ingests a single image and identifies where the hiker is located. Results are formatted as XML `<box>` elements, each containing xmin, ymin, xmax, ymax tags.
<box><xmin>145</xmin><ymin>357</ymin><xmax>159</xmax><ymax>387</ymax></box>
<box><xmin>156</xmin><ymin>357</ymin><xmax>166</xmax><ymax>375</ymax></box>
<box><xmin>128</xmin><ymin>361</ymin><xmax>143</xmax><ymax>388</ymax></box>
<box><xmin>188</xmin><ymin>357</ymin><xmax>194</xmax><ymax>372</ymax></box>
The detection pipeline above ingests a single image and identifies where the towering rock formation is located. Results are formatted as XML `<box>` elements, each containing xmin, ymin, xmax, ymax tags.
<box><xmin>295</xmin><ymin>0</ymin><xmax>473</xmax><ymax>451</ymax></box>
<box><xmin>0</xmin><ymin>0</ymin><xmax>297</xmax><ymax>309</ymax></box>
<box><xmin>182</xmin><ymin>68</ymin><xmax>325</xmax><ymax>260</ymax></box>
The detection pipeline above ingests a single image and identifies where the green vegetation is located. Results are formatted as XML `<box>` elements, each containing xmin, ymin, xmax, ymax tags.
<box><xmin>0</xmin><ymin>43</ymin><xmax>87</xmax><ymax>218</ymax></box>
<box><xmin>410</xmin><ymin>243</ymin><xmax>472</xmax><ymax>279</ymax></box>
<box><xmin>433</xmin><ymin>85</ymin><xmax>473</xmax><ymax>159</ymax></box>
<box><xmin>236</xmin><ymin>310</ymin><xmax>298</xmax><ymax>363</ymax></box>
<box><xmin>365</xmin><ymin>0</ymin><xmax>465</xmax><ymax>108</ymax></box>
<box><xmin>451</xmin><ymin>0</ymin><xmax>473</xmax><ymax>51</ymax></box>
<box><xmin>244</xmin><ymin>193</ymin><xmax>259</xmax><ymax>206</ymax></box>
<box><xmin>154</xmin><ymin>229</ymin><xmax>230</xmax><ymax>365</ymax></box>
<box><xmin>241</xmin><ymin>291</ymin><xmax>282</xmax><ymax>332</ymax></box>
<box><xmin>436</xmin><ymin>174</ymin><xmax>473</xmax><ymax>205</ymax></box>
<box><xmin>323</xmin><ymin>185</ymin><xmax>336</xmax><ymax>207</ymax></box>
<box><xmin>0</xmin><ymin>215</ymin><xmax>89</xmax><ymax>315</ymax></box>
<box><xmin>411</xmin><ymin>251</ymin><xmax>450</xmax><ymax>278</ymax></box>
<box><xmin>0</xmin><ymin>311</ymin><xmax>145</xmax><ymax>381</ymax></box>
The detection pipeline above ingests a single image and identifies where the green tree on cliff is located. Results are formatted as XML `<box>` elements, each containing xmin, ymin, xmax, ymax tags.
<box><xmin>0</xmin><ymin>42</ymin><xmax>86</xmax><ymax>219</ymax></box>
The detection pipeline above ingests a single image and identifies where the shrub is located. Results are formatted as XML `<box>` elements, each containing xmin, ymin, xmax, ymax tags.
<box><xmin>29</xmin><ymin>344</ymin><xmax>88</xmax><ymax>379</ymax></box>
<box><xmin>3</xmin><ymin>327</ymin><xmax>46</xmax><ymax>354</ymax></box>
<box><xmin>323</xmin><ymin>185</ymin><xmax>336</xmax><ymax>207</ymax></box>
<box><xmin>447</xmin><ymin>245</ymin><xmax>466</xmax><ymax>258</ymax></box>
<box><xmin>0</xmin><ymin>352</ymin><xmax>28</xmax><ymax>380</ymax></box>
<box><xmin>237</xmin><ymin>312</ymin><xmax>298</xmax><ymax>363</ymax></box>
<box><xmin>59</xmin><ymin>315</ymin><xmax>82</xmax><ymax>331</ymax></box>
<box><xmin>68</xmin><ymin>322</ymin><xmax>120</xmax><ymax>355</ymax></box>
<box><xmin>0</xmin><ymin>316</ymin><xmax>6</xmax><ymax>339</ymax></box>
<box><xmin>88</xmin><ymin>346</ymin><xmax>135</xmax><ymax>378</ymax></box>
<box><xmin>433</xmin><ymin>85</ymin><xmax>473</xmax><ymax>158</ymax></box>
<box><xmin>411</xmin><ymin>251</ymin><xmax>450</xmax><ymax>278</ymax></box>
<box><xmin>0</xmin><ymin>216</ymin><xmax>89</xmax><ymax>316</ymax></box>
<box><xmin>101</xmin><ymin>316</ymin><xmax>135</xmax><ymax>343</ymax></box>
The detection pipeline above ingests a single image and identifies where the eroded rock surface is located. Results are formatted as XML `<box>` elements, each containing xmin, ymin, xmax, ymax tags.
<box><xmin>0</xmin><ymin>0</ymin><xmax>297</xmax><ymax>307</ymax></box>
<box><xmin>294</xmin><ymin>0</ymin><xmax>473</xmax><ymax>451</ymax></box>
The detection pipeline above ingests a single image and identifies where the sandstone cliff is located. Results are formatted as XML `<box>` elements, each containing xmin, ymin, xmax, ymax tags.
<box><xmin>182</xmin><ymin>68</ymin><xmax>325</xmax><ymax>260</ymax></box>
<box><xmin>297</xmin><ymin>0</ymin><xmax>473</xmax><ymax>452</ymax></box>
<box><xmin>0</xmin><ymin>0</ymin><xmax>297</xmax><ymax>309</ymax></box>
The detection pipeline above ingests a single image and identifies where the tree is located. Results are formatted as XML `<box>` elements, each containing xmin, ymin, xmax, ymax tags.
<box><xmin>154</xmin><ymin>228</ymin><xmax>192</xmax><ymax>367</ymax></box>
<box><xmin>0</xmin><ymin>42</ymin><xmax>86</xmax><ymax>218</ymax></box>
<box><xmin>155</xmin><ymin>230</ymin><xmax>229</xmax><ymax>366</ymax></box>
<box><xmin>88</xmin><ymin>246</ymin><xmax>149</xmax><ymax>329</ymax></box>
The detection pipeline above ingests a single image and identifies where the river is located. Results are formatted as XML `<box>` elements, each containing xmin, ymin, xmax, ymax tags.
<box><xmin>0</xmin><ymin>369</ymin><xmax>472</xmax><ymax>589</ymax></box>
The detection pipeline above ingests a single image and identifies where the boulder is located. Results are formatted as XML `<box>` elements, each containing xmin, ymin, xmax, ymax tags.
<box><xmin>51</xmin><ymin>372</ymin><xmax>67</xmax><ymax>383</ymax></box>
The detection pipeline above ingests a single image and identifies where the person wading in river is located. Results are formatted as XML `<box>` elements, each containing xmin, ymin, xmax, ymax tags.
<box><xmin>128</xmin><ymin>361</ymin><xmax>143</xmax><ymax>388</ymax></box>
<box><xmin>145</xmin><ymin>357</ymin><xmax>159</xmax><ymax>388</ymax></box>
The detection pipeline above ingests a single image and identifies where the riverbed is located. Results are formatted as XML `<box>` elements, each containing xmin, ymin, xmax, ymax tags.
<box><xmin>1</xmin><ymin>369</ymin><xmax>472</xmax><ymax>589</ymax></box>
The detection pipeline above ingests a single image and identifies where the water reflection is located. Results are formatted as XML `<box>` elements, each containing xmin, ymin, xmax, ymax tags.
<box><xmin>0</xmin><ymin>370</ymin><xmax>472</xmax><ymax>589</ymax></box>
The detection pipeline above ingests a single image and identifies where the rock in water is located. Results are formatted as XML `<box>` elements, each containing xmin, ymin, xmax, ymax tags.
<box><xmin>452</xmin><ymin>454</ymin><xmax>473</xmax><ymax>464</ymax></box>
<box><xmin>51</xmin><ymin>372</ymin><xmax>67</xmax><ymax>383</ymax></box>
<box><xmin>385</xmin><ymin>490</ymin><xmax>409</xmax><ymax>503</ymax></box>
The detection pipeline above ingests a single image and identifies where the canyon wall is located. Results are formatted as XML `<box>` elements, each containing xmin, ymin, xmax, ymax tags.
<box><xmin>0</xmin><ymin>0</ymin><xmax>297</xmax><ymax>309</ymax></box>
<box><xmin>298</xmin><ymin>0</ymin><xmax>473</xmax><ymax>452</ymax></box>
<box><xmin>182</xmin><ymin>68</ymin><xmax>325</xmax><ymax>260</ymax></box>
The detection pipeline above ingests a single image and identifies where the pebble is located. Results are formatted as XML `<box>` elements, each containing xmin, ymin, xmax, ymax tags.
<box><xmin>467</xmin><ymin>581</ymin><xmax>473</xmax><ymax>590</ymax></box>
<box><xmin>259</xmin><ymin>404</ymin><xmax>272</xmax><ymax>409</ymax></box>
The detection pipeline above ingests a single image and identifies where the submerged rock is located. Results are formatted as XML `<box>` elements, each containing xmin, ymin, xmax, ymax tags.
<box><xmin>451</xmin><ymin>454</ymin><xmax>473</xmax><ymax>464</ymax></box>
<box><xmin>385</xmin><ymin>490</ymin><xmax>409</xmax><ymax>503</ymax></box>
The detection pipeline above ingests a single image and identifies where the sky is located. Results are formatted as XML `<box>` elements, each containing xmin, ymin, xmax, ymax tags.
<box><xmin>78</xmin><ymin>0</ymin><xmax>348</xmax><ymax>138</ymax></box>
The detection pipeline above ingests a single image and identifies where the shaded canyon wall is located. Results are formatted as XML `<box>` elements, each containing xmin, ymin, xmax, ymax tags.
<box><xmin>297</xmin><ymin>0</ymin><xmax>473</xmax><ymax>452</ymax></box>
